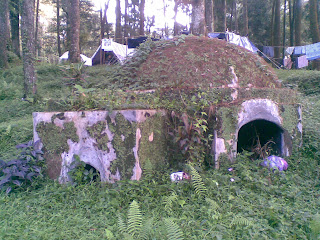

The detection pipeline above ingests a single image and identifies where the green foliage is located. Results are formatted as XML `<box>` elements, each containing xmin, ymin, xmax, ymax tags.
<box><xmin>68</xmin><ymin>156</ymin><xmax>100</xmax><ymax>185</ymax></box>
<box><xmin>0</xmin><ymin>140</ymin><xmax>44</xmax><ymax>194</ymax></box>
<box><xmin>188</xmin><ymin>164</ymin><xmax>207</xmax><ymax>197</ymax></box>
<box><xmin>282</xmin><ymin>70</ymin><xmax>320</xmax><ymax>95</ymax></box>
<box><xmin>164</xmin><ymin>218</ymin><xmax>184</xmax><ymax>240</ymax></box>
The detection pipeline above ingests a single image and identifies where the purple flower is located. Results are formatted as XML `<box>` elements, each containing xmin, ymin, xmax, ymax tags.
<box><xmin>228</xmin><ymin>168</ymin><xmax>233</xmax><ymax>172</ymax></box>
<box><xmin>230</xmin><ymin>178</ymin><xmax>235</xmax><ymax>182</ymax></box>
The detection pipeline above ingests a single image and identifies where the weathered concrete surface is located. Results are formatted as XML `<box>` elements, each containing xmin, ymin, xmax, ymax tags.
<box><xmin>213</xmin><ymin>99</ymin><xmax>302</xmax><ymax>162</ymax></box>
<box><xmin>33</xmin><ymin>110</ymin><xmax>167</xmax><ymax>183</ymax></box>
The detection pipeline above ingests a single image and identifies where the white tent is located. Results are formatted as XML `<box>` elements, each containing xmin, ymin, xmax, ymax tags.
<box><xmin>91</xmin><ymin>39</ymin><xmax>135</xmax><ymax>65</ymax></box>
<box><xmin>59</xmin><ymin>51</ymin><xmax>92</xmax><ymax>66</ymax></box>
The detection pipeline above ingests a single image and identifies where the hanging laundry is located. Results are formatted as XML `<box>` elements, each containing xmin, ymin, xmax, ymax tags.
<box><xmin>305</xmin><ymin>42</ymin><xmax>320</xmax><ymax>60</ymax></box>
<box><xmin>263</xmin><ymin>46</ymin><xmax>274</xmax><ymax>58</ymax></box>
<box><xmin>295</xmin><ymin>55</ymin><xmax>308</xmax><ymax>69</ymax></box>
<box><xmin>285</xmin><ymin>47</ymin><xmax>295</xmax><ymax>55</ymax></box>
<box><xmin>293</xmin><ymin>46</ymin><xmax>306</xmax><ymax>55</ymax></box>
<box><xmin>283</xmin><ymin>57</ymin><xmax>293</xmax><ymax>69</ymax></box>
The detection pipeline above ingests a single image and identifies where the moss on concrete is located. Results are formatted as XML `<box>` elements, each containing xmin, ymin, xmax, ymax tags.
<box><xmin>86</xmin><ymin>121</ymin><xmax>109</xmax><ymax>151</ymax></box>
<box><xmin>138</xmin><ymin>113</ymin><xmax>167</xmax><ymax>170</ymax></box>
<box><xmin>107</xmin><ymin>113</ymin><xmax>135</xmax><ymax>179</ymax></box>
<box><xmin>36</xmin><ymin>121</ymin><xmax>78</xmax><ymax>154</ymax></box>
<box><xmin>36</xmin><ymin>121</ymin><xmax>79</xmax><ymax>179</ymax></box>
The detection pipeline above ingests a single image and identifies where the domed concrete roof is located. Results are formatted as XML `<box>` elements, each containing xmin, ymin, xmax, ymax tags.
<box><xmin>124</xmin><ymin>36</ymin><xmax>280</xmax><ymax>90</ymax></box>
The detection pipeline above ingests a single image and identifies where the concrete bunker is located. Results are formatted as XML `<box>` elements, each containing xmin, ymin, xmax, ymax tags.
<box><xmin>34</xmin><ymin>37</ymin><xmax>302</xmax><ymax>181</ymax></box>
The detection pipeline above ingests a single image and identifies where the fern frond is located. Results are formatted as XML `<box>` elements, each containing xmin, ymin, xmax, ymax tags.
<box><xmin>164</xmin><ymin>218</ymin><xmax>184</xmax><ymax>240</ymax></box>
<box><xmin>127</xmin><ymin>200</ymin><xmax>143</xmax><ymax>238</ymax></box>
<box><xmin>205</xmin><ymin>198</ymin><xmax>220</xmax><ymax>211</ymax></box>
<box><xmin>231</xmin><ymin>216</ymin><xmax>253</xmax><ymax>227</ymax></box>
<box><xmin>164</xmin><ymin>191</ymin><xmax>178</xmax><ymax>214</ymax></box>
<box><xmin>310</xmin><ymin>214</ymin><xmax>320</xmax><ymax>238</ymax></box>
<box><xmin>140</xmin><ymin>217</ymin><xmax>154</xmax><ymax>240</ymax></box>
<box><xmin>117</xmin><ymin>213</ymin><xmax>127</xmax><ymax>234</ymax></box>
<box><xmin>188</xmin><ymin>164</ymin><xmax>207</xmax><ymax>197</ymax></box>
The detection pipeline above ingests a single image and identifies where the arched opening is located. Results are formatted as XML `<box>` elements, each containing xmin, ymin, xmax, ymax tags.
<box><xmin>237</xmin><ymin>119</ymin><xmax>284</xmax><ymax>159</ymax></box>
<box><xmin>69</xmin><ymin>162</ymin><xmax>100</xmax><ymax>183</ymax></box>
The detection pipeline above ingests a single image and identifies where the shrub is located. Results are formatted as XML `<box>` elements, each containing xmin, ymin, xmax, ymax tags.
<box><xmin>0</xmin><ymin>140</ymin><xmax>44</xmax><ymax>194</ymax></box>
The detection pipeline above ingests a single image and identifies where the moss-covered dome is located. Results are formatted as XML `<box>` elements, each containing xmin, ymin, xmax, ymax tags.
<box><xmin>120</xmin><ymin>36</ymin><xmax>280</xmax><ymax>90</ymax></box>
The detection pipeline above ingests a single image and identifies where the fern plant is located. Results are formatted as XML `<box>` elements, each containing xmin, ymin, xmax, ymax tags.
<box><xmin>164</xmin><ymin>218</ymin><xmax>184</xmax><ymax>240</ymax></box>
<box><xmin>163</xmin><ymin>191</ymin><xmax>178</xmax><ymax>214</ymax></box>
<box><xmin>188</xmin><ymin>164</ymin><xmax>207</xmax><ymax>197</ymax></box>
<box><xmin>118</xmin><ymin>200</ymin><xmax>149</xmax><ymax>240</ymax></box>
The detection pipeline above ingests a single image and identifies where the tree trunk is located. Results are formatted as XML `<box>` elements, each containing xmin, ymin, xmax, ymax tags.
<box><xmin>191</xmin><ymin>0</ymin><xmax>206</xmax><ymax>35</ymax></box>
<box><xmin>139</xmin><ymin>0</ymin><xmax>145</xmax><ymax>36</ymax></box>
<box><xmin>35</xmin><ymin>0</ymin><xmax>40</xmax><ymax>57</ymax></box>
<box><xmin>21</xmin><ymin>0</ymin><xmax>37</xmax><ymax>97</ymax></box>
<box><xmin>294</xmin><ymin>0</ymin><xmax>302</xmax><ymax>45</ymax></box>
<box><xmin>68</xmin><ymin>0</ymin><xmax>80</xmax><ymax>63</ymax></box>
<box><xmin>216</xmin><ymin>0</ymin><xmax>226</xmax><ymax>32</ymax></box>
<box><xmin>124</xmin><ymin>0</ymin><xmax>129</xmax><ymax>39</ymax></box>
<box><xmin>270</xmin><ymin>0</ymin><xmax>275</xmax><ymax>45</ymax></box>
<box><xmin>0</xmin><ymin>0</ymin><xmax>9</xmax><ymax>69</ymax></box>
<box><xmin>274</xmin><ymin>0</ymin><xmax>281</xmax><ymax>61</ymax></box>
<box><xmin>173</xmin><ymin>0</ymin><xmax>179</xmax><ymax>35</ymax></box>
<box><xmin>115</xmin><ymin>0</ymin><xmax>122</xmax><ymax>43</ymax></box>
<box><xmin>9</xmin><ymin>0</ymin><xmax>20</xmax><ymax>58</ymax></box>
<box><xmin>234</xmin><ymin>0</ymin><xmax>238</xmax><ymax>33</ymax></box>
<box><xmin>289</xmin><ymin>0</ymin><xmax>294</xmax><ymax>46</ymax></box>
<box><xmin>309</xmin><ymin>0</ymin><xmax>320</xmax><ymax>69</ymax></box>
<box><xmin>57</xmin><ymin>0</ymin><xmax>62</xmax><ymax>56</ymax></box>
<box><xmin>309</xmin><ymin>0</ymin><xmax>320</xmax><ymax>43</ymax></box>
<box><xmin>230</xmin><ymin>0</ymin><xmax>234</xmax><ymax>31</ymax></box>
<box><xmin>205</xmin><ymin>0</ymin><xmax>214</xmax><ymax>33</ymax></box>
<box><xmin>243</xmin><ymin>0</ymin><xmax>248</xmax><ymax>35</ymax></box>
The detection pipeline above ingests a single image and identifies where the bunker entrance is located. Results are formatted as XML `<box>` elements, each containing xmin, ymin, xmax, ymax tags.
<box><xmin>237</xmin><ymin>120</ymin><xmax>283</xmax><ymax>159</ymax></box>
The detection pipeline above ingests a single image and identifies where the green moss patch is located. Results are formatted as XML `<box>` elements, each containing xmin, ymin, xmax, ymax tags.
<box><xmin>87</xmin><ymin>121</ymin><xmax>109</xmax><ymax>151</ymax></box>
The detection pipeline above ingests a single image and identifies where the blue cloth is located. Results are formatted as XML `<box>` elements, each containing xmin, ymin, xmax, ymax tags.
<box><xmin>305</xmin><ymin>42</ymin><xmax>320</xmax><ymax>60</ymax></box>
<box><xmin>262</xmin><ymin>156</ymin><xmax>288</xmax><ymax>171</ymax></box>
<box><xmin>293</xmin><ymin>46</ymin><xmax>306</xmax><ymax>55</ymax></box>
<box><xmin>263</xmin><ymin>46</ymin><xmax>274</xmax><ymax>58</ymax></box>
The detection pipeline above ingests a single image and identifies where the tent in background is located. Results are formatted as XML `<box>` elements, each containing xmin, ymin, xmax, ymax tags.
<box><xmin>208</xmin><ymin>32</ymin><xmax>258</xmax><ymax>53</ymax></box>
<box><xmin>59</xmin><ymin>52</ymin><xmax>92</xmax><ymax>66</ymax></box>
<box><xmin>91</xmin><ymin>39</ymin><xmax>135</xmax><ymax>65</ymax></box>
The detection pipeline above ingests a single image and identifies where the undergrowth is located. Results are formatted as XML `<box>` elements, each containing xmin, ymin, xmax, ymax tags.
<box><xmin>0</xmin><ymin>62</ymin><xmax>319</xmax><ymax>239</ymax></box>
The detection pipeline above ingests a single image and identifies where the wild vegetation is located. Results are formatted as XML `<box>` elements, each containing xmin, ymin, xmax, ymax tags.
<box><xmin>0</xmin><ymin>60</ymin><xmax>319</xmax><ymax>239</ymax></box>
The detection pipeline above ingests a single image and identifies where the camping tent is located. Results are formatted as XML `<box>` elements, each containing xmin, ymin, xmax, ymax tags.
<box><xmin>59</xmin><ymin>52</ymin><xmax>92</xmax><ymax>66</ymax></box>
<box><xmin>91</xmin><ymin>39</ymin><xmax>135</xmax><ymax>65</ymax></box>
<box><xmin>208</xmin><ymin>32</ymin><xmax>258</xmax><ymax>53</ymax></box>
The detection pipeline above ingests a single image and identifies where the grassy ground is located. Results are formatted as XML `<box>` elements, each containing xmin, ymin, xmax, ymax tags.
<box><xmin>0</xmin><ymin>63</ymin><xmax>319</xmax><ymax>239</ymax></box>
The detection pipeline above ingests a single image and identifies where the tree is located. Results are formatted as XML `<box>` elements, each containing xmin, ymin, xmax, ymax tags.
<box><xmin>205</xmin><ymin>0</ymin><xmax>214</xmax><ymax>33</ymax></box>
<box><xmin>0</xmin><ymin>0</ymin><xmax>9</xmax><ymax>69</ymax></box>
<box><xmin>273</xmin><ymin>0</ymin><xmax>281</xmax><ymax>61</ymax></box>
<box><xmin>242</xmin><ymin>0</ymin><xmax>248</xmax><ymax>35</ymax></box>
<box><xmin>35</xmin><ymin>0</ymin><xmax>41</xmax><ymax>57</ymax></box>
<box><xmin>309</xmin><ymin>0</ymin><xmax>320</xmax><ymax>43</ymax></box>
<box><xmin>139</xmin><ymin>0</ymin><xmax>145</xmax><ymax>36</ymax></box>
<box><xmin>215</xmin><ymin>0</ymin><xmax>226</xmax><ymax>32</ymax></box>
<box><xmin>115</xmin><ymin>0</ymin><xmax>122</xmax><ymax>43</ymax></box>
<box><xmin>294</xmin><ymin>0</ymin><xmax>302</xmax><ymax>45</ymax></box>
<box><xmin>9</xmin><ymin>0</ymin><xmax>20</xmax><ymax>58</ymax></box>
<box><xmin>191</xmin><ymin>0</ymin><xmax>206</xmax><ymax>35</ymax></box>
<box><xmin>21</xmin><ymin>0</ymin><xmax>37</xmax><ymax>97</ymax></box>
<box><xmin>68</xmin><ymin>0</ymin><xmax>80</xmax><ymax>63</ymax></box>
<box><xmin>57</xmin><ymin>0</ymin><xmax>62</xmax><ymax>56</ymax></box>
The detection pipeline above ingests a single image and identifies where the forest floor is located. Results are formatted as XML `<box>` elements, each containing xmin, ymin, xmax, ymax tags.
<box><xmin>0</xmin><ymin>61</ymin><xmax>319</xmax><ymax>239</ymax></box>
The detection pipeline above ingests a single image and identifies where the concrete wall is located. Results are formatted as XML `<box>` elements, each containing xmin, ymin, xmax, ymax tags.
<box><xmin>33</xmin><ymin>110</ymin><xmax>167</xmax><ymax>183</ymax></box>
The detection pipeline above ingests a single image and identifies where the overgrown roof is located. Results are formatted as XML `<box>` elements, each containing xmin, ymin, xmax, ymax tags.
<box><xmin>117</xmin><ymin>36</ymin><xmax>280</xmax><ymax>90</ymax></box>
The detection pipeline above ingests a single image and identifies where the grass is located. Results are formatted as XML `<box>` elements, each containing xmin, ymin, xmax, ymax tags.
<box><xmin>0</xmin><ymin>63</ymin><xmax>319</xmax><ymax>239</ymax></box>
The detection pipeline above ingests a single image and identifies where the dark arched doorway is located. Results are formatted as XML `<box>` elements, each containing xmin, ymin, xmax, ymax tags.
<box><xmin>237</xmin><ymin>119</ymin><xmax>284</xmax><ymax>158</ymax></box>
